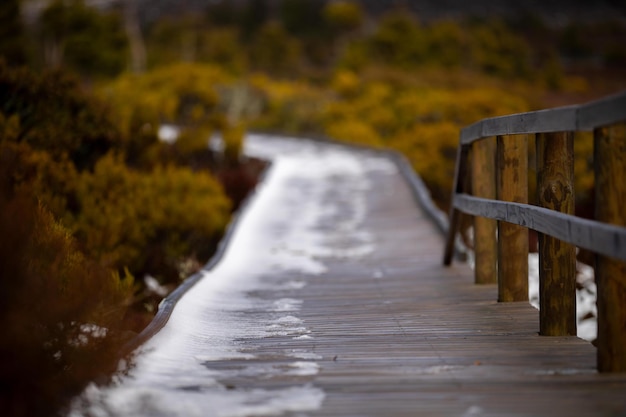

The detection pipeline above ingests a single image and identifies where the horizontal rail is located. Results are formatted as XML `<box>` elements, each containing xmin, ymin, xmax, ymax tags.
<box><xmin>454</xmin><ymin>194</ymin><xmax>626</xmax><ymax>263</ymax></box>
<box><xmin>461</xmin><ymin>90</ymin><xmax>626</xmax><ymax>145</ymax></box>
<box><xmin>446</xmin><ymin>91</ymin><xmax>626</xmax><ymax>372</ymax></box>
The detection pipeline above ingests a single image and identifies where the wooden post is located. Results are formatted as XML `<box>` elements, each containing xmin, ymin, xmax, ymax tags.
<box><xmin>444</xmin><ymin>145</ymin><xmax>469</xmax><ymax>266</ymax></box>
<box><xmin>536</xmin><ymin>132</ymin><xmax>576</xmax><ymax>336</ymax></box>
<box><xmin>496</xmin><ymin>135</ymin><xmax>529</xmax><ymax>302</ymax></box>
<box><xmin>594</xmin><ymin>122</ymin><xmax>626</xmax><ymax>373</ymax></box>
<box><xmin>472</xmin><ymin>137</ymin><xmax>497</xmax><ymax>284</ymax></box>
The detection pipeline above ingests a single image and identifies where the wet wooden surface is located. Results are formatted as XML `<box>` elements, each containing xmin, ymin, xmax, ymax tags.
<box><xmin>215</xmin><ymin>152</ymin><xmax>626</xmax><ymax>417</ymax></box>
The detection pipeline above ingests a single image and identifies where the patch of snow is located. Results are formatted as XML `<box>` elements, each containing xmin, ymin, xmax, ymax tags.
<box><xmin>158</xmin><ymin>124</ymin><xmax>179</xmax><ymax>144</ymax></box>
<box><xmin>528</xmin><ymin>253</ymin><xmax>597</xmax><ymax>342</ymax></box>
<box><xmin>71</xmin><ymin>134</ymin><xmax>394</xmax><ymax>416</ymax></box>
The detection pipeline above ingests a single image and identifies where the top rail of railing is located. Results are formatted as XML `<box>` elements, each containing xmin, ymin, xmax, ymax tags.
<box><xmin>443</xmin><ymin>90</ymin><xmax>626</xmax><ymax>373</ymax></box>
<box><xmin>460</xmin><ymin>91</ymin><xmax>626</xmax><ymax>145</ymax></box>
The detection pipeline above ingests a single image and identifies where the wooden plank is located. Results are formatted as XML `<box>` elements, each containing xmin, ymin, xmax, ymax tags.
<box><xmin>225</xmin><ymin>153</ymin><xmax>626</xmax><ymax>416</ymax></box>
<box><xmin>471</xmin><ymin>137</ymin><xmax>497</xmax><ymax>284</ymax></box>
<box><xmin>452</xmin><ymin>194</ymin><xmax>626</xmax><ymax>262</ymax></box>
<box><xmin>536</xmin><ymin>132</ymin><xmax>576</xmax><ymax>336</ymax></box>
<box><xmin>496</xmin><ymin>135</ymin><xmax>528</xmax><ymax>302</ymax></box>
<box><xmin>460</xmin><ymin>91</ymin><xmax>626</xmax><ymax>145</ymax></box>
<box><xmin>594</xmin><ymin>122</ymin><xmax>626</xmax><ymax>373</ymax></box>
<box><xmin>461</xmin><ymin>107</ymin><xmax>578</xmax><ymax>144</ymax></box>
<box><xmin>579</xmin><ymin>90</ymin><xmax>626</xmax><ymax>130</ymax></box>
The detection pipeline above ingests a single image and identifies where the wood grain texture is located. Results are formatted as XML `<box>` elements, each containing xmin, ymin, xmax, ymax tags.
<box><xmin>594</xmin><ymin>123</ymin><xmax>626</xmax><ymax>372</ymax></box>
<box><xmin>443</xmin><ymin>145</ymin><xmax>470</xmax><ymax>265</ymax></box>
<box><xmin>460</xmin><ymin>91</ymin><xmax>626</xmax><ymax>144</ymax></box>
<box><xmin>472</xmin><ymin>137</ymin><xmax>497</xmax><ymax>284</ymax></box>
<box><xmin>211</xmin><ymin>152</ymin><xmax>626</xmax><ymax>416</ymax></box>
<box><xmin>536</xmin><ymin>132</ymin><xmax>576</xmax><ymax>336</ymax></box>
<box><xmin>496</xmin><ymin>135</ymin><xmax>529</xmax><ymax>302</ymax></box>
<box><xmin>452</xmin><ymin>194</ymin><xmax>626</xmax><ymax>262</ymax></box>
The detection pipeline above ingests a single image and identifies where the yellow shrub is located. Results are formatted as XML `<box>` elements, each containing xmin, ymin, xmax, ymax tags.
<box><xmin>326</xmin><ymin>118</ymin><xmax>382</xmax><ymax>147</ymax></box>
<box><xmin>72</xmin><ymin>153</ymin><xmax>230</xmax><ymax>279</ymax></box>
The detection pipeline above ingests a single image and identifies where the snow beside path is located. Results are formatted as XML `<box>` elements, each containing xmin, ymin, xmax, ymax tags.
<box><xmin>70</xmin><ymin>134</ymin><xmax>396</xmax><ymax>417</ymax></box>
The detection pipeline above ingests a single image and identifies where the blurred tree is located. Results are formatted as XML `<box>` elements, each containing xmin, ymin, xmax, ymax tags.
<box><xmin>240</xmin><ymin>0</ymin><xmax>270</xmax><ymax>40</ymax></box>
<box><xmin>38</xmin><ymin>0</ymin><xmax>128</xmax><ymax>79</ymax></box>
<box><xmin>323</xmin><ymin>1</ymin><xmax>364</xmax><ymax>65</ymax></box>
<box><xmin>0</xmin><ymin>61</ymin><xmax>120</xmax><ymax>171</ymax></box>
<box><xmin>468</xmin><ymin>19</ymin><xmax>532</xmax><ymax>78</ymax></box>
<box><xmin>248</xmin><ymin>21</ymin><xmax>301</xmax><ymax>76</ymax></box>
<box><xmin>323</xmin><ymin>0</ymin><xmax>364</xmax><ymax>34</ymax></box>
<box><xmin>426</xmin><ymin>20</ymin><xmax>466</xmax><ymax>68</ymax></box>
<box><xmin>559</xmin><ymin>23</ymin><xmax>593</xmax><ymax>60</ymax></box>
<box><xmin>0</xmin><ymin>0</ymin><xmax>29</xmax><ymax>65</ymax></box>
<box><xmin>279</xmin><ymin>0</ymin><xmax>325</xmax><ymax>37</ymax></box>
<box><xmin>206</xmin><ymin>0</ymin><xmax>239</xmax><ymax>27</ymax></box>
<box><xmin>369</xmin><ymin>10</ymin><xmax>427</xmax><ymax>69</ymax></box>
<box><xmin>197</xmin><ymin>27</ymin><xmax>247</xmax><ymax>74</ymax></box>
<box><xmin>124</xmin><ymin>0</ymin><xmax>146</xmax><ymax>73</ymax></box>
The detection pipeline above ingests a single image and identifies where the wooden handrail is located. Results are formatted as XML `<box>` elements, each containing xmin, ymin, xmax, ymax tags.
<box><xmin>443</xmin><ymin>91</ymin><xmax>626</xmax><ymax>373</ymax></box>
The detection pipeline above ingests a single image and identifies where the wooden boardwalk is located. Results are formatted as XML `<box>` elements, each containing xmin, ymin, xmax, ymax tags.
<box><xmin>207</xmin><ymin>142</ymin><xmax>626</xmax><ymax>417</ymax></box>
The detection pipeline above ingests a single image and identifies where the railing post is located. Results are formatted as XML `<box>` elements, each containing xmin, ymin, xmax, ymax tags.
<box><xmin>444</xmin><ymin>144</ymin><xmax>469</xmax><ymax>266</ymax></box>
<box><xmin>594</xmin><ymin>122</ymin><xmax>626</xmax><ymax>373</ymax></box>
<box><xmin>472</xmin><ymin>137</ymin><xmax>497</xmax><ymax>284</ymax></box>
<box><xmin>496</xmin><ymin>135</ymin><xmax>529</xmax><ymax>302</ymax></box>
<box><xmin>536</xmin><ymin>132</ymin><xmax>576</xmax><ymax>336</ymax></box>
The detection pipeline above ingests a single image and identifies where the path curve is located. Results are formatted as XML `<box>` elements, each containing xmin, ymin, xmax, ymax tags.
<box><xmin>70</xmin><ymin>134</ymin><xmax>626</xmax><ymax>417</ymax></box>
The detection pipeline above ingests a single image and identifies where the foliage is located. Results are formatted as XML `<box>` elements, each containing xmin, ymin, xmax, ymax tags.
<box><xmin>279</xmin><ymin>0</ymin><xmax>326</xmax><ymax>38</ymax></box>
<box><xmin>72</xmin><ymin>153</ymin><xmax>230</xmax><ymax>279</ymax></box>
<box><xmin>38</xmin><ymin>0</ymin><xmax>128</xmax><ymax>78</ymax></box>
<box><xmin>98</xmin><ymin>62</ymin><xmax>229</xmax><ymax>166</ymax></box>
<box><xmin>323</xmin><ymin>1</ymin><xmax>364</xmax><ymax>34</ymax></box>
<box><xmin>467</xmin><ymin>19</ymin><xmax>532</xmax><ymax>78</ymax></box>
<box><xmin>0</xmin><ymin>0</ymin><xmax>29</xmax><ymax>65</ymax></box>
<box><xmin>248</xmin><ymin>21</ymin><xmax>302</xmax><ymax>76</ymax></box>
<box><xmin>0</xmin><ymin>62</ymin><xmax>236</xmax><ymax>415</ymax></box>
<box><xmin>369</xmin><ymin>11</ymin><xmax>428</xmax><ymax>69</ymax></box>
<box><xmin>249</xmin><ymin>74</ymin><xmax>328</xmax><ymax>133</ymax></box>
<box><xmin>0</xmin><ymin>60</ymin><xmax>120</xmax><ymax>170</ymax></box>
<box><xmin>0</xmin><ymin>160</ymin><xmax>134</xmax><ymax>417</ymax></box>
<box><xmin>2</xmin><ymin>6</ymin><xmax>625</xmax><ymax>414</ymax></box>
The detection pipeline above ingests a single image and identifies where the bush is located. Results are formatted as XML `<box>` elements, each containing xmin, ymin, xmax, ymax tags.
<box><xmin>0</xmin><ymin>61</ymin><xmax>121</xmax><ymax>170</ymax></box>
<box><xmin>72</xmin><ymin>153</ymin><xmax>231</xmax><ymax>281</ymax></box>
<box><xmin>0</xmin><ymin>184</ymin><xmax>134</xmax><ymax>417</ymax></box>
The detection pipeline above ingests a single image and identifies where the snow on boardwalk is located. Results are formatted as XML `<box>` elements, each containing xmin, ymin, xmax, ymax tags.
<box><xmin>72</xmin><ymin>134</ymin><xmax>626</xmax><ymax>417</ymax></box>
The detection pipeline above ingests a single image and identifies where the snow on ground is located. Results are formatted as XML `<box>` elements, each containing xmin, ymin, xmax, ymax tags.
<box><xmin>69</xmin><ymin>133</ymin><xmax>597</xmax><ymax>417</ymax></box>
<box><xmin>69</xmin><ymin>134</ymin><xmax>396</xmax><ymax>417</ymax></box>
<box><xmin>528</xmin><ymin>253</ymin><xmax>597</xmax><ymax>342</ymax></box>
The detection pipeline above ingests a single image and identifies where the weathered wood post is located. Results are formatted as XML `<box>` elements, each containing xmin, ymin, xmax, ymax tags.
<box><xmin>496</xmin><ymin>135</ymin><xmax>529</xmax><ymax>302</ymax></box>
<box><xmin>536</xmin><ymin>132</ymin><xmax>576</xmax><ymax>336</ymax></box>
<box><xmin>594</xmin><ymin>122</ymin><xmax>626</xmax><ymax>372</ymax></box>
<box><xmin>472</xmin><ymin>137</ymin><xmax>497</xmax><ymax>284</ymax></box>
<box><xmin>444</xmin><ymin>145</ymin><xmax>470</xmax><ymax>266</ymax></box>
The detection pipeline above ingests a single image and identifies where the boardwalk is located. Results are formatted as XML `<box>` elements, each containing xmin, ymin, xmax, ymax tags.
<box><xmin>72</xmin><ymin>134</ymin><xmax>626</xmax><ymax>417</ymax></box>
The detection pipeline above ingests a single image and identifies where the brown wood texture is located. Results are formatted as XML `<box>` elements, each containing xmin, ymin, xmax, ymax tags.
<box><xmin>212</xmin><ymin>157</ymin><xmax>626</xmax><ymax>416</ymax></box>
<box><xmin>472</xmin><ymin>137</ymin><xmax>497</xmax><ymax>284</ymax></box>
<box><xmin>443</xmin><ymin>145</ymin><xmax>469</xmax><ymax>266</ymax></box>
<box><xmin>496</xmin><ymin>135</ymin><xmax>529</xmax><ymax>302</ymax></box>
<box><xmin>594</xmin><ymin>123</ymin><xmax>626</xmax><ymax>373</ymax></box>
<box><xmin>536</xmin><ymin>132</ymin><xmax>576</xmax><ymax>336</ymax></box>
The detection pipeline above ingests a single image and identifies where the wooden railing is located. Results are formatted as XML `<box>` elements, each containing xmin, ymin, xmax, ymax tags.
<box><xmin>443</xmin><ymin>91</ymin><xmax>626</xmax><ymax>373</ymax></box>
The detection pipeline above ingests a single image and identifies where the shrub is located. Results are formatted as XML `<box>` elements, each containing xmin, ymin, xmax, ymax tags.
<box><xmin>0</xmin><ymin>61</ymin><xmax>120</xmax><ymax>170</ymax></box>
<box><xmin>0</xmin><ymin>185</ymin><xmax>134</xmax><ymax>417</ymax></box>
<box><xmin>72</xmin><ymin>153</ymin><xmax>231</xmax><ymax>281</ymax></box>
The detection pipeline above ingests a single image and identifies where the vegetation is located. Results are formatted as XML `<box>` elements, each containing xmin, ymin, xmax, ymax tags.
<box><xmin>0</xmin><ymin>62</ymin><xmax>232</xmax><ymax>416</ymax></box>
<box><xmin>1</xmin><ymin>0</ymin><xmax>625</xmax><ymax>415</ymax></box>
